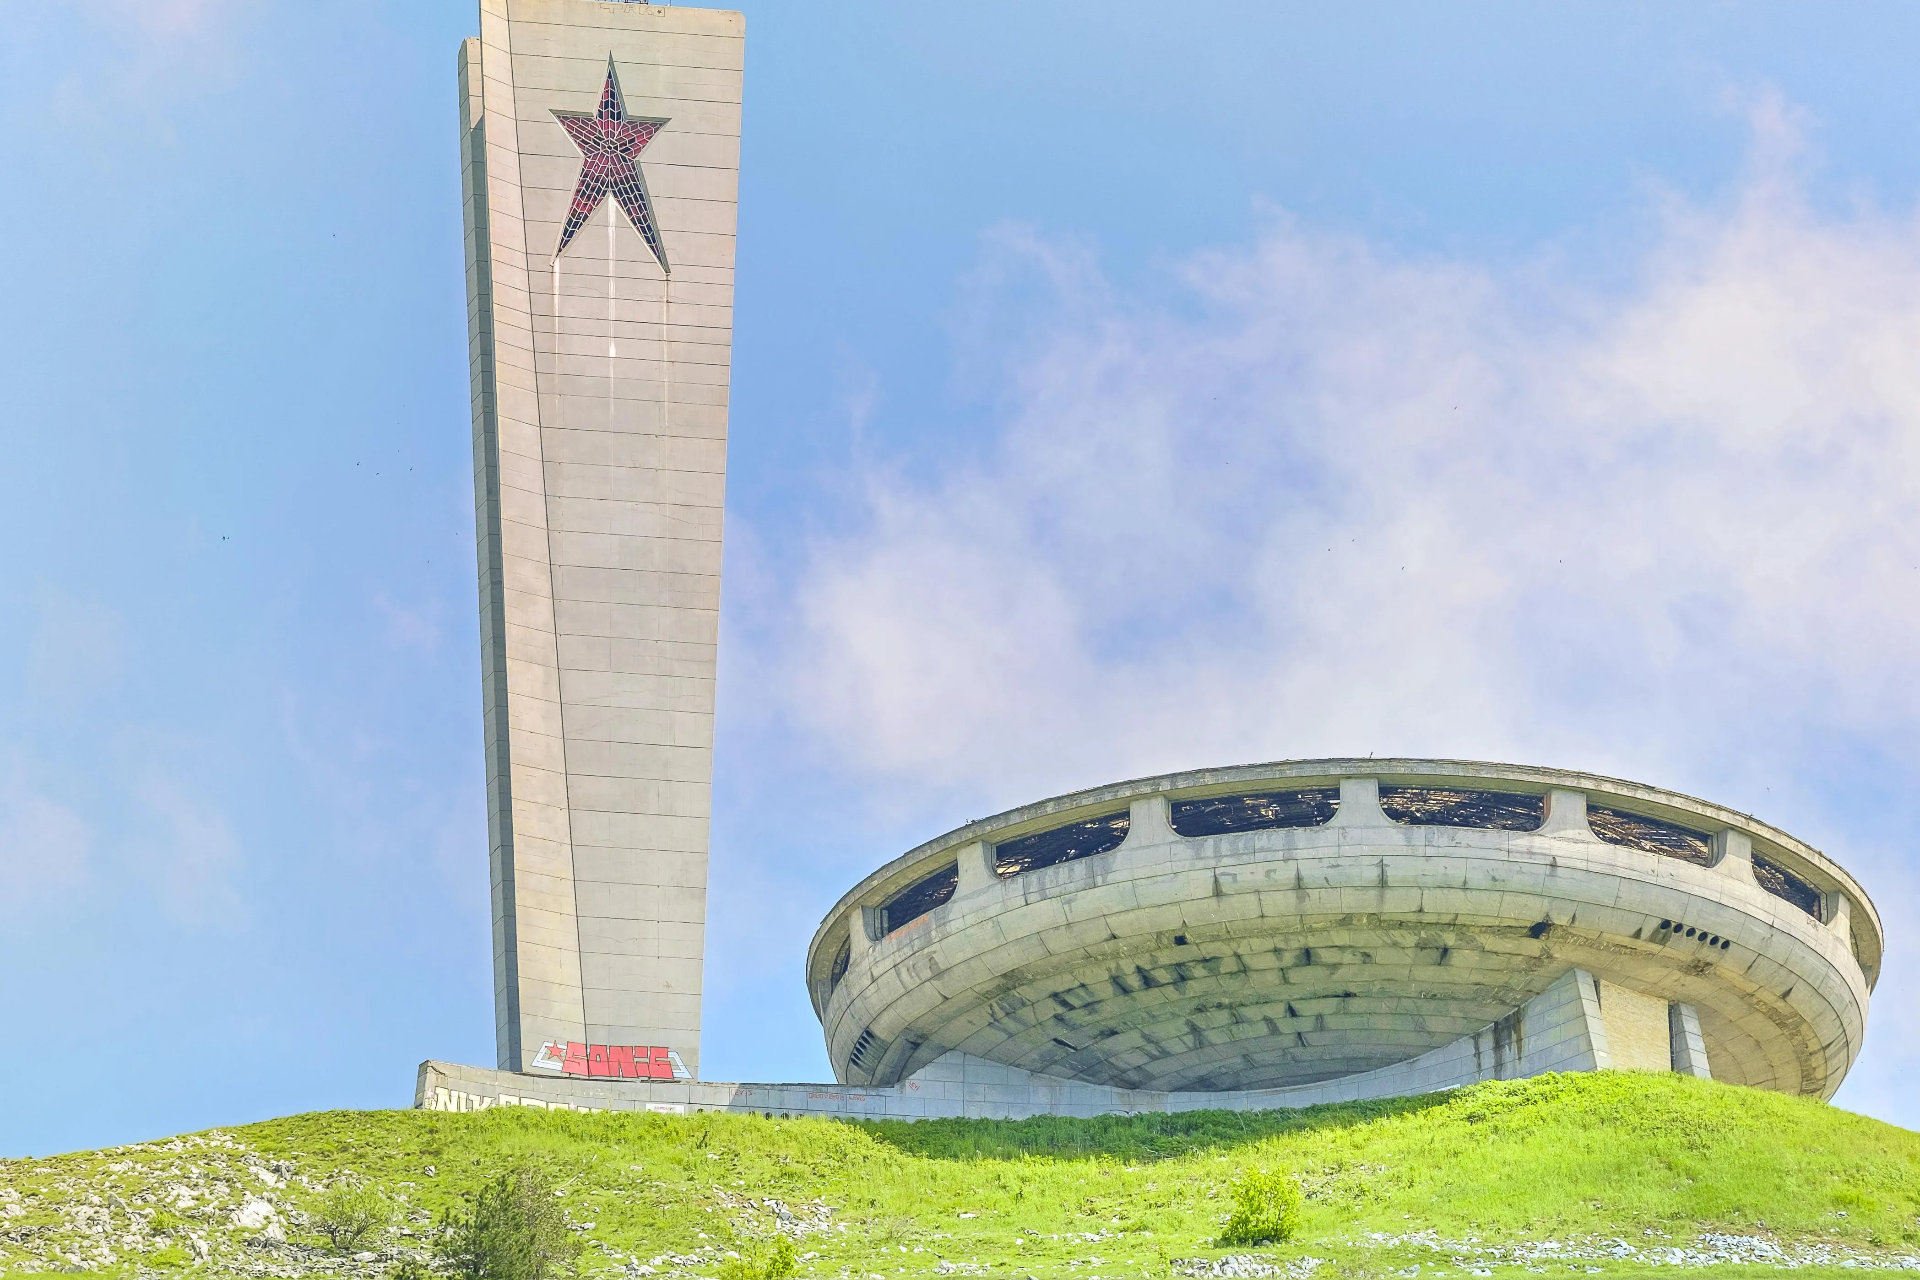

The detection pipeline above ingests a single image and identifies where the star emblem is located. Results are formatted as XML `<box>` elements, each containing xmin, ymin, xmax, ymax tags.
<box><xmin>552</xmin><ymin>57</ymin><xmax>670</xmax><ymax>273</ymax></box>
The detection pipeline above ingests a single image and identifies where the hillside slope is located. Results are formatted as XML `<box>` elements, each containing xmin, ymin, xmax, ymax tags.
<box><xmin>5</xmin><ymin>1072</ymin><xmax>1920</xmax><ymax>1278</ymax></box>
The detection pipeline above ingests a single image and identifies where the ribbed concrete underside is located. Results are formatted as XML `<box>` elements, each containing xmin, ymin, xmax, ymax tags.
<box><xmin>927</xmin><ymin>926</ymin><xmax>1615</xmax><ymax>1092</ymax></box>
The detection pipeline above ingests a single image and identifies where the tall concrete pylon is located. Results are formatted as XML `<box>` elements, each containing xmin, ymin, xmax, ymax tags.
<box><xmin>458</xmin><ymin>0</ymin><xmax>744</xmax><ymax>1078</ymax></box>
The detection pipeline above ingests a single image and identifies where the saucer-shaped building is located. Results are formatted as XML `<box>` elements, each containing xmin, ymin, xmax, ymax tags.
<box><xmin>806</xmin><ymin>760</ymin><xmax>1878</xmax><ymax>1101</ymax></box>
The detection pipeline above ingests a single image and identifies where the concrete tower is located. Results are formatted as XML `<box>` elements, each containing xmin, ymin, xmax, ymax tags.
<box><xmin>458</xmin><ymin>0</ymin><xmax>744</xmax><ymax>1077</ymax></box>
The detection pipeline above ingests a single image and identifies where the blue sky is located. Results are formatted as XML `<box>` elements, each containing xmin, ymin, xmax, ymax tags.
<box><xmin>5</xmin><ymin>0</ymin><xmax>1920</xmax><ymax>1156</ymax></box>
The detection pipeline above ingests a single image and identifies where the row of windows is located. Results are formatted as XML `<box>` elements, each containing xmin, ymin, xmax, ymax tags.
<box><xmin>845</xmin><ymin>786</ymin><xmax>1829</xmax><ymax>984</ymax></box>
<box><xmin>1168</xmin><ymin>787</ymin><xmax>1549</xmax><ymax>836</ymax></box>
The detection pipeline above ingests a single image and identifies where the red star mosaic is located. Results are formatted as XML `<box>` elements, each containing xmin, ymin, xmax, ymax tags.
<box><xmin>552</xmin><ymin>57</ymin><xmax>670</xmax><ymax>272</ymax></box>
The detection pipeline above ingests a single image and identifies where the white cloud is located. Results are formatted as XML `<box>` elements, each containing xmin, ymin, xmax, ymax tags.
<box><xmin>27</xmin><ymin>594</ymin><xmax>126</xmax><ymax>706</ymax></box>
<box><xmin>22</xmin><ymin>0</ymin><xmax>256</xmax><ymax>114</ymax></box>
<box><xmin>58</xmin><ymin>0</ymin><xmax>237</xmax><ymax>39</ymax></box>
<box><xmin>0</xmin><ymin>759</ymin><xmax>92</xmax><ymax>921</ymax></box>
<box><xmin>376</xmin><ymin>594</ymin><xmax>445</xmax><ymax>655</ymax></box>
<box><xmin>130</xmin><ymin>775</ymin><xmax>245</xmax><ymax>926</ymax></box>
<box><xmin>764</xmin><ymin>104</ymin><xmax>1920</xmax><ymax>811</ymax></box>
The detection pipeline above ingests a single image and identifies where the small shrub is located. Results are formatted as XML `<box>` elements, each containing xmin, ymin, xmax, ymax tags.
<box><xmin>437</xmin><ymin>1165</ymin><xmax>582</xmax><ymax>1280</ymax></box>
<box><xmin>718</xmin><ymin>1237</ymin><xmax>797</xmax><ymax>1280</ymax></box>
<box><xmin>389</xmin><ymin>1259</ymin><xmax>433</xmax><ymax>1280</ymax></box>
<box><xmin>312</xmin><ymin>1180</ymin><xmax>389</xmax><ymax>1253</ymax></box>
<box><xmin>147</xmin><ymin>1243</ymin><xmax>193</xmax><ymax>1268</ymax></box>
<box><xmin>1217</xmin><ymin>1169</ymin><xmax>1302</xmax><ymax>1246</ymax></box>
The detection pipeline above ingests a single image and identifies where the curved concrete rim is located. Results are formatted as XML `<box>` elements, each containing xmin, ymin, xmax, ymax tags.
<box><xmin>806</xmin><ymin>757</ymin><xmax>1882</xmax><ymax>1019</ymax></box>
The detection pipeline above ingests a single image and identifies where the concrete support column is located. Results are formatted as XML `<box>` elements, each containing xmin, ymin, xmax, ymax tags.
<box><xmin>857</xmin><ymin>906</ymin><xmax>885</xmax><ymax>948</ymax></box>
<box><xmin>1127</xmin><ymin>793</ymin><xmax>1175</xmax><ymax>845</ymax></box>
<box><xmin>1539</xmin><ymin>788</ymin><xmax>1589</xmax><ymax>836</ymax></box>
<box><xmin>1710</xmin><ymin>829</ymin><xmax>1759</xmax><ymax>886</ymax></box>
<box><xmin>954</xmin><ymin>840</ymin><xmax>997</xmax><ymax>896</ymax></box>
<box><xmin>1331</xmin><ymin>777</ymin><xmax>1388</xmax><ymax>827</ymax></box>
<box><xmin>1574</xmin><ymin>970</ymin><xmax>1613</xmax><ymax>1070</ymax></box>
<box><xmin>1513</xmin><ymin>968</ymin><xmax>1611</xmax><ymax>1076</ymax></box>
<box><xmin>1669</xmin><ymin>1002</ymin><xmax>1712</xmax><ymax>1078</ymax></box>
<box><xmin>1825</xmin><ymin>890</ymin><xmax>1851</xmax><ymax>935</ymax></box>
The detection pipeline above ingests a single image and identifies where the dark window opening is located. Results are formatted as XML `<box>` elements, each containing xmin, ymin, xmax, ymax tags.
<box><xmin>994</xmin><ymin>812</ymin><xmax>1130</xmax><ymax>877</ymax></box>
<box><xmin>1380</xmin><ymin>787</ymin><xmax>1544</xmax><ymax>831</ymax></box>
<box><xmin>1170</xmin><ymin>789</ymin><xmax>1339</xmax><ymax>837</ymax></box>
<box><xmin>1753</xmin><ymin>853</ymin><xmax>1824</xmax><ymax>920</ymax></box>
<box><xmin>827</xmin><ymin>935</ymin><xmax>851</xmax><ymax>991</ymax></box>
<box><xmin>1588</xmin><ymin>805</ymin><xmax>1711</xmax><ymax>866</ymax></box>
<box><xmin>848</xmin><ymin>1028</ymin><xmax>882</xmax><ymax>1072</ymax></box>
<box><xmin>881</xmin><ymin>863</ymin><xmax>957</xmax><ymax>933</ymax></box>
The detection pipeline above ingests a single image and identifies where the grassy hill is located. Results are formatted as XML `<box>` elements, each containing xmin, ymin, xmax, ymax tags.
<box><xmin>5</xmin><ymin>1071</ymin><xmax>1920</xmax><ymax>1279</ymax></box>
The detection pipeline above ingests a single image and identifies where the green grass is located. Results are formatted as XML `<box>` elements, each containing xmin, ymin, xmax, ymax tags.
<box><xmin>5</xmin><ymin>1071</ymin><xmax>1920</xmax><ymax>1278</ymax></box>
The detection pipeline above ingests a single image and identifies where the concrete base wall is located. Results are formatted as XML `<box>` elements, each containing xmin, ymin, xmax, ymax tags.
<box><xmin>1598</xmin><ymin>978</ymin><xmax>1673</xmax><ymax>1071</ymax></box>
<box><xmin>419</xmin><ymin>969</ymin><xmax>1689</xmax><ymax>1119</ymax></box>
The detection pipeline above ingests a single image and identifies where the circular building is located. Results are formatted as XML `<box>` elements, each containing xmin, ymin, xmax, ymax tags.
<box><xmin>807</xmin><ymin>760</ymin><xmax>1879</xmax><ymax>1102</ymax></box>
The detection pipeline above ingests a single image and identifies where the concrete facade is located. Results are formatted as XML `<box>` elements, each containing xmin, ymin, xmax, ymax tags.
<box><xmin>417</xmin><ymin>967</ymin><xmax>1625</xmax><ymax>1118</ymax></box>
<box><xmin>810</xmin><ymin>760</ymin><xmax>1879</xmax><ymax>1102</ymax></box>
<box><xmin>460</xmin><ymin>0</ymin><xmax>743</xmax><ymax>1077</ymax></box>
<box><xmin>1596</xmin><ymin>979</ymin><xmax>1672</xmax><ymax>1072</ymax></box>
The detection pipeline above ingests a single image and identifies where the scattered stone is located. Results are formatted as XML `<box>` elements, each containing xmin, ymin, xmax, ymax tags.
<box><xmin>1173</xmin><ymin>1255</ymin><xmax>1325</xmax><ymax>1278</ymax></box>
<box><xmin>232</xmin><ymin>1195</ymin><xmax>279</xmax><ymax>1230</ymax></box>
<box><xmin>1355</xmin><ymin>1228</ymin><xmax>1920</xmax><ymax>1271</ymax></box>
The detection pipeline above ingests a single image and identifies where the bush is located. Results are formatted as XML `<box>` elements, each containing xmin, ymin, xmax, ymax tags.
<box><xmin>389</xmin><ymin>1259</ymin><xmax>433</xmax><ymax>1280</ymax></box>
<box><xmin>147</xmin><ymin>1243</ymin><xmax>193</xmax><ymax>1268</ymax></box>
<box><xmin>312</xmin><ymin>1180</ymin><xmax>389</xmax><ymax>1253</ymax></box>
<box><xmin>436</xmin><ymin>1165</ymin><xmax>583</xmax><ymax>1280</ymax></box>
<box><xmin>1217</xmin><ymin>1169</ymin><xmax>1301</xmax><ymax>1246</ymax></box>
<box><xmin>717</xmin><ymin>1237</ymin><xmax>797</xmax><ymax>1280</ymax></box>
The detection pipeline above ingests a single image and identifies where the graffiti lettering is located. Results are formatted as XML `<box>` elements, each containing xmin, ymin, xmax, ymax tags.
<box><xmin>530</xmin><ymin>1040</ymin><xmax>690</xmax><ymax>1080</ymax></box>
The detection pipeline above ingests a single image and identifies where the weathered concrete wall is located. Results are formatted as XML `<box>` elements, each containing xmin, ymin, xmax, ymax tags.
<box><xmin>812</xmin><ymin>765</ymin><xmax>1873</xmax><ymax>1100</ymax></box>
<box><xmin>1598</xmin><ymin>979</ymin><xmax>1672</xmax><ymax>1072</ymax></box>
<box><xmin>418</xmin><ymin>969</ymin><xmax>1643</xmax><ymax>1120</ymax></box>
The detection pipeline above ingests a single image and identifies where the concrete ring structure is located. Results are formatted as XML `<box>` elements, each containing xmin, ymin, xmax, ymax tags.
<box><xmin>807</xmin><ymin>760</ymin><xmax>1879</xmax><ymax>1101</ymax></box>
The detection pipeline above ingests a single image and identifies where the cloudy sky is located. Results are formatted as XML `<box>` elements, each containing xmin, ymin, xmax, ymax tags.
<box><xmin>6</xmin><ymin>0</ymin><xmax>1920</xmax><ymax>1156</ymax></box>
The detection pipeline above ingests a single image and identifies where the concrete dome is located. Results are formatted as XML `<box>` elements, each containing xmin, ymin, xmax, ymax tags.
<box><xmin>807</xmin><ymin>760</ymin><xmax>1878</xmax><ymax>1099</ymax></box>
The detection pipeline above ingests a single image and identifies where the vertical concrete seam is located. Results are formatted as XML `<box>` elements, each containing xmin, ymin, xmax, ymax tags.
<box><xmin>461</xmin><ymin>34</ymin><xmax>521</xmax><ymax>1073</ymax></box>
<box><xmin>496</xmin><ymin>0</ymin><xmax>589</xmax><ymax>1051</ymax></box>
